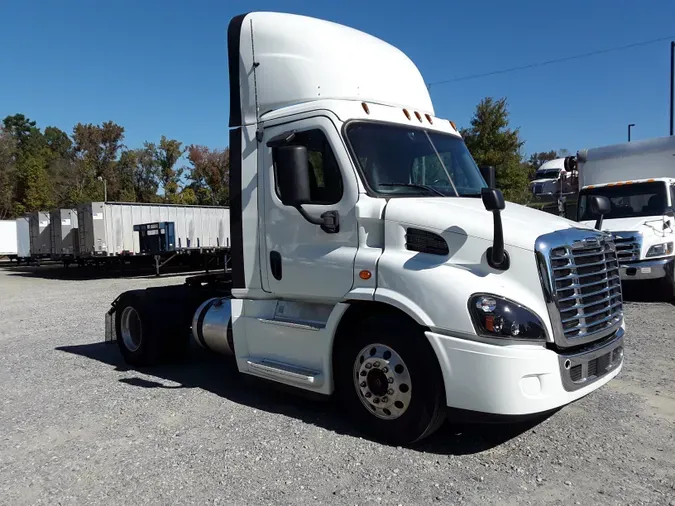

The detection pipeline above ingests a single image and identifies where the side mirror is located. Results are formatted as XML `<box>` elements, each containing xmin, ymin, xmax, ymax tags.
<box><xmin>481</xmin><ymin>188</ymin><xmax>508</xmax><ymax>270</ymax></box>
<box><xmin>272</xmin><ymin>143</ymin><xmax>340</xmax><ymax>234</ymax></box>
<box><xmin>274</xmin><ymin>145</ymin><xmax>311</xmax><ymax>206</ymax></box>
<box><xmin>665</xmin><ymin>207</ymin><xmax>675</xmax><ymax>218</ymax></box>
<box><xmin>481</xmin><ymin>187</ymin><xmax>505</xmax><ymax>212</ymax></box>
<box><xmin>589</xmin><ymin>195</ymin><xmax>610</xmax><ymax>231</ymax></box>
<box><xmin>564</xmin><ymin>156</ymin><xmax>577</xmax><ymax>172</ymax></box>
<box><xmin>479</xmin><ymin>166</ymin><xmax>496</xmax><ymax>189</ymax></box>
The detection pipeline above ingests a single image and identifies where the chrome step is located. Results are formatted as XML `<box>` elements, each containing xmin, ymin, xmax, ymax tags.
<box><xmin>246</xmin><ymin>358</ymin><xmax>324</xmax><ymax>387</ymax></box>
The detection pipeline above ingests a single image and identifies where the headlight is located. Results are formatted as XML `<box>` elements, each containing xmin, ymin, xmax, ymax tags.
<box><xmin>646</xmin><ymin>242</ymin><xmax>673</xmax><ymax>257</ymax></box>
<box><xmin>468</xmin><ymin>294</ymin><xmax>547</xmax><ymax>341</ymax></box>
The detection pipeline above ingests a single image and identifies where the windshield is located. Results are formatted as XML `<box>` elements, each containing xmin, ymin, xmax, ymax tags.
<box><xmin>578</xmin><ymin>181</ymin><xmax>669</xmax><ymax>221</ymax></box>
<box><xmin>535</xmin><ymin>169</ymin><xmax>561</xmax><ymax>179</ymax></box>
<box><xmin>344</xmin><ymin>122</ymin><xmax>487</xmax><ymax>197</ymax></box>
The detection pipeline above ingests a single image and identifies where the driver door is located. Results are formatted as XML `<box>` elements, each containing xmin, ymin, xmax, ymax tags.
<box><xmin>260</xmin><ymin>116</ymin><xmax>359</xmax><ymax>301</ymax></box>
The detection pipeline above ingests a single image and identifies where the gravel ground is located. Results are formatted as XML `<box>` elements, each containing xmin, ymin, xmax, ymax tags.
<box><xmin>0</xmin><ymin>264</ymin><xmax>674</xmax><ymax>506</ymax></box>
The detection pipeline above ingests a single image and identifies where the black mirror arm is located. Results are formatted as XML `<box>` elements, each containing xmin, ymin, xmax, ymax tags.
<box><xmin>487</xmin><ymin>210</ymin><xmax>509</xmax><ymax>270</ymax></box>
<box><xmin>295</xmin><ymin>205</ymin><xmax>340</xmax><ymax>234</ymax></box>
<box><xmin>594</xmin><ymin>215</ymin><xmax>604</xmax><ymax>231</ymax></box>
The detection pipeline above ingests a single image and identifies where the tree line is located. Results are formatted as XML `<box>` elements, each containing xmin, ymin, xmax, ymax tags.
<box><xmin>0</xmin><ymin>114</ymin><xmax>230</xmax><ymax>219</ymax></box>
<box><xmin>0</xmin><ymin>97</ymin><xmax>563</xmax><ymax>219</ymax></box>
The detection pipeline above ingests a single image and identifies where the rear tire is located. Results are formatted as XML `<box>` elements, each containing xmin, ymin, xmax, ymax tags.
<box><xmin>114</xmin><ymin>289</ymin><xmax>191</xmax><ymax>366</ymax></box>
<box><xmin>334</xmin><ymin>313</ymin><xmax>447</xmax><ymax>446</ymax></box>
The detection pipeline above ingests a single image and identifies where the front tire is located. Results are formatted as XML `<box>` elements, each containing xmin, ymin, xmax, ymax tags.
<box><xmin>334</xmin><ymin>313</ymin><xmax>447</xmax><ymax>446</ymax></box>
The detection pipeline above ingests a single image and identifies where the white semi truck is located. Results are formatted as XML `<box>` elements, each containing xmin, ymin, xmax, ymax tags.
<box><xmin>576</xmin><ymin>135</ymin><xmax>675</xmax><ymax>297</ymax></box>
<box><xmin>106</xmin><ymin>11</ymin><xmax>626</xmax><ymax>445</ymax></box>
<box><xmin>529</xmin><ymin>157</ymin><xmax>578</xmax><ymax>197</ymax></box>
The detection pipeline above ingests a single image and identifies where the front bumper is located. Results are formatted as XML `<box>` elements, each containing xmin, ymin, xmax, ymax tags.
<box><xmin>425</xmin><ymin>327</ymin><xmax>624</xmax><ymax>416</ymax></box>
<box><xmin>620</xmin><ymin>258</ymin><xmax>673</xmax><ymax>280</ymax></box>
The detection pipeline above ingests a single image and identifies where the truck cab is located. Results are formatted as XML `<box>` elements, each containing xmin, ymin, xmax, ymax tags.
<box><xmin>576</xmin><ymin>136</ymin><xmax>675</xmax><ymax>296</ymax></box>
<box><xmin>530</xmin><ymin>158</ymin><xmax>577</xmax><ymax>197</ymax></box>
<box><xmin>107</xmin><ymin>11</ymin><xmax>626</xmax><ymax>446</ymax></box>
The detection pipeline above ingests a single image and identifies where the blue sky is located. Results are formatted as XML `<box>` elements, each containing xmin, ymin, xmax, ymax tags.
<box><xmin>1</xmin><ymin>0</ymin><xmax>674</xmax><ymax>158</ymax></box>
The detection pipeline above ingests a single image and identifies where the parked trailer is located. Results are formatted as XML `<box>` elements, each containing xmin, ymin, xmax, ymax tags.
<box><xmin>0</xmin><ymin>220</ymin><xmax>18</xmax><ymax>258</ymax></box>
<box><xmin>50</xmin><ymin>208</ymin><xmax>79</xmax><ymax>261</ymax></box>
<box><xmin>16</xmin><ymin>216</ymin><xmax>30</xmax><ymax>263</ymax></box>
<box><xmin>77</xmin><ymin>202</ymin><xmax>230</xmax><ymax>258</ymax></box>
<box><xmin>28</xmin><ymin>211</ymin><xmax>52</xmax><ymax>258</ymax></box>
<box><xmin>105</xmin><ymin>12</ymin><xmax>626</xmax><ymax>447</ymax></box>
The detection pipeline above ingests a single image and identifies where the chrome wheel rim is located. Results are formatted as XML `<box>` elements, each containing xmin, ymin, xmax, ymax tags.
<box><xmin>353</xmin><ymin>343</ymin><xmax>412</xmax><ymax>420</ymax></box>
<box><xmin>120</xmin><ymin>306</ymin><xmax>142</xmax><ymax>352</ymax></box>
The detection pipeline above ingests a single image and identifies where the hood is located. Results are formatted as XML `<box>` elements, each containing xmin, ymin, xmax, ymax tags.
<box><xmin>579</xmin><ymin>216</ymin><xmax>673</xmax><ymax>239</ymax></box>
<box><xmin>384</xmin><ymin>197</ymin><xmax>590</xmax><ymax>251</ymax></box>
<box><xmin>530</xmin><ymin>178</ymin><xmax>559</xmax><ymax>184</ymax></box>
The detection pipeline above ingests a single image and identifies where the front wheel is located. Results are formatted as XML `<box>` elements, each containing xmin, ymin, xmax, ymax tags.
<box><xmin>334</xmin><ymin>314</ymin><xmax>447</xmax><ymax>446</ymax></box>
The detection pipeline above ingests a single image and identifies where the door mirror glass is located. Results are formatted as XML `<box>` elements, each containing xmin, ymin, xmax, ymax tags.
<box><xmin>589</xmin><ymin>195</ymin><xmax>610</xmax><ymax>216</ymax></box>
<box><xmin>274</xmin><ymin>145</ymin><xmax>311</xmax><ymax>206</ymax></box>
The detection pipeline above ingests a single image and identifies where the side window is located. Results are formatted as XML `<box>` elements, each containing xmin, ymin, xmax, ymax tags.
<box><xmin>272</xmin><ymin>129</ymin><xmax>344</xmax><ymax>205</ymax></box>
<box><xmin>670</xmin><ymin>185</ymin><xmax>675</xmax><ymax>208</ymax></box>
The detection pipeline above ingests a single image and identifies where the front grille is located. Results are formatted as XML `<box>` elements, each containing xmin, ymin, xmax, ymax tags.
<box><xmin>550</xmin><ymin>237</ymin><xmax>623</xmax><ymax>341</ymax></box>
<box><xmin>612</xmin><ymin>233</ymin><xmax>641</xmax><ymax>262</ymax></box>
<box><xmin>537</xmin><ymin>229</ymin><xmax>624</xmax><ymax>348</ymax></box>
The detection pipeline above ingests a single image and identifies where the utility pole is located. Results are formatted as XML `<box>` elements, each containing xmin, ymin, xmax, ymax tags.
<box><xmin>670</xmin><ymin>41</ymin><xmax>674</xmax><ymax>136</ymax></box>
<box><xmin>628</xmin><ymin>123</ymin><xmax>635</xmax><ymax>141</ymax></box>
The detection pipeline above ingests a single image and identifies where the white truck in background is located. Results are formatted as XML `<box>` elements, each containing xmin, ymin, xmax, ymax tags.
<box><xmin>576</xmin><ymin>135</ymin><xmax>675</xmax><ymax>297</ymax></box>
<box><xmin>530</xmin><ymin>157</ymin><xmax>578</xmax><ymax>197</ymax></box>
<box><xmin>106</xmin><ymin>11</ymin><xmax>626</xmax><ymax>445</ymax></box>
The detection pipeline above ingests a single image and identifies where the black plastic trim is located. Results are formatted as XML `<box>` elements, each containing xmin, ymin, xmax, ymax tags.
<box><xmin>405</xmin><ymin>228</ymin><xmax>449</xmax><ymax>256</ymax></box>
<box><xmin>227</xmin><ymin>13</ymin><xmax>249</xmax><ymax>128</ymax></box>
<box><xmin>229</xmin><ymin>127</ymin><xmax>245</xmax><ymax>289</ymax></box>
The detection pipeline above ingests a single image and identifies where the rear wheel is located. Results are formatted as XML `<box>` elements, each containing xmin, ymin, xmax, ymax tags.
<box><xmin>114</xmin><ymin>289</ymin><xmax>191</xmax><ymax>366</ymax></box>
<box><xmin>334</xmin><ymin>313</ymin><xmax>447</xmax><ymax>446</ymax></box>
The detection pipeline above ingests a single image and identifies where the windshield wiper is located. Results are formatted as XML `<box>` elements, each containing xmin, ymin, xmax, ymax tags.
<box><xmin>378</xmin><ymin>183</ymin><xmax>446</xmax><ymax>197</ymax></box>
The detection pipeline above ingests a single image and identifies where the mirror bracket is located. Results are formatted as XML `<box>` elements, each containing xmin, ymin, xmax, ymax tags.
<box><xmin>295</xmin><ymin>207</ymin><xmax>340</xmax><ymax>234</ymax></box>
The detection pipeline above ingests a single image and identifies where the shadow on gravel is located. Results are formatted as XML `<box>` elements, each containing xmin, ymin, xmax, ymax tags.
<box><xmin>57</xmin><ymin>341</ymin><xmax>543</xmax><ymax>455</ymax></box>
<box><xmin>0</xmin><ymin>262</ymin><xmax>213</xmax><ymax>281</ymax></box>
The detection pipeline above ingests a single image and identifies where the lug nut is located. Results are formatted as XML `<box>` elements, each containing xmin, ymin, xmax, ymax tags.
<box><xmin>360</xmin><ymin>382</ymin><xmax>366</xmax><ymax>388</ymax></box>
<box><xmin>382</xmin><ymin>397</ymin><xmax>388</xmax><ymax>403</ymax></box>
<box><xmin>387</xmin><ymin>389</ymin><xmax>394</xmax><ymax>395</ymax></box>
<box><xmin>373</xmin><ymin>398</ymin><xmax>380</xmax><ymax>404</ymax></box>
<box><xmin>388</xmin><ymin>378</ymin><xmax>394</xmax><ymax>384</ymax></box>
<box><xmin>382</xmin><ymin>367</ymin><xmax>389</xmax><ymax>373</ymax></box>
<box><xmin>365</xmin><ymin>392</ymin><xmax>371</xmax><ymax>398</ymax></box>
<box><xmin>365</xmin><ymin>363</ymin><xmax>372</xmax><ymax>369</ymax></box>
<box><xmin>373</xmin><ymin>361</ymin><xmax>380</xmax><ymax>368</ymax></box>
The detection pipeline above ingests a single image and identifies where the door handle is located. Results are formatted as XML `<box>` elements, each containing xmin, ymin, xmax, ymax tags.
<box><xmin>270</xmin><ymin>251</ymin><xmax>282</xmax><ymax>280</ymax></box>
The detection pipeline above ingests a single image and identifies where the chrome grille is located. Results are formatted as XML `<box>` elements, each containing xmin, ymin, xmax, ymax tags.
<box><xmin>537</xmin><ymin>229</ymin><xmax>624</xmax><ymax>348</ymax></box>
<box><xmin>611</xmin><ymin>232</ymin><xmax>641</xmax><ymax>262</ymax></box>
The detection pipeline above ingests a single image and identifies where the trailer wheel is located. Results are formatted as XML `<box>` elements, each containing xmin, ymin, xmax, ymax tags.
<box><xmin>334</xmin><ymin>313</ymin><xmax>446</xmax><ymax>446</ymax></box>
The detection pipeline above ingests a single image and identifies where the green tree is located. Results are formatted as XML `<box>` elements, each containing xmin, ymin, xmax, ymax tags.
<box><xmin>185</xmin><ymin>145</ymin><xmax>230</xmax><ymax>205</ymax></box>
<box><xmin>0</xmin><ymin>127</ymin><xmax>18</xmax><ymax>218</ymax></box>
<box><xmin>155</xmin><ymin>136</ymin><xmax>185</xmax><ymax>203</ymax></box>
<box><xmin>2</xmin><ymin>114</ymin><xmax>52</xmax><ymax>213</ymax></box>
<box><xmin>72</xmin><ymin>121</ymin><xmax>125</xmax><ymax>202</ymax></box>
<box><xmin>460</xmin><ymin>97</ymin><xmax>529</xmax><ymax>203</ymax></box>
<box><xmin>117</xmin><ymin>144</ymin><xmax>161</xmax><ymax>202</ymax></box>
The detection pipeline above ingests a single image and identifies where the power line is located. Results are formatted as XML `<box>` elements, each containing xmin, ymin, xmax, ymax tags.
<box><xmin>426</xmin><ymin>35</ymin><xmax>675</xmax><ymax>88</ymax></box>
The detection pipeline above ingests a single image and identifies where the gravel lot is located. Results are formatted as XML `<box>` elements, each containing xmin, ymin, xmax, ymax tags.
<box><xmin>0</xmin><ymin>264</ymin><xmax>674</xmax><ymax>506</ymax></box>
